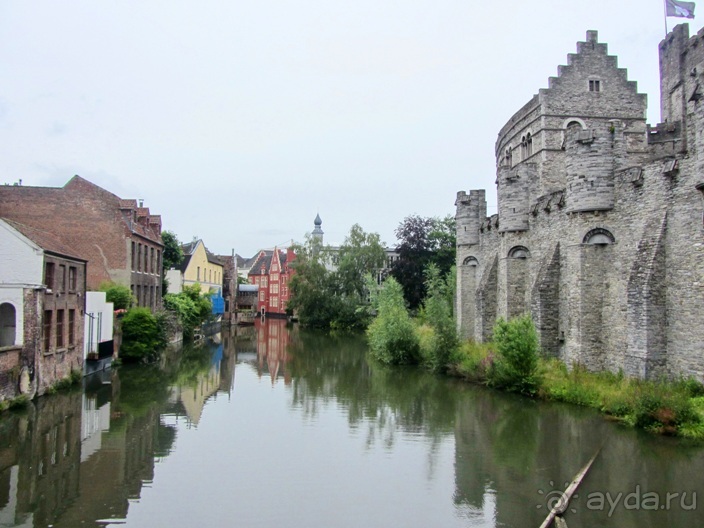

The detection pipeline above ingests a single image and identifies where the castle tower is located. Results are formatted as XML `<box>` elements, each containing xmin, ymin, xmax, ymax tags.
<box><xmin>455</xmin><ymin>190</ymin><xmax>486</xmax><ymax>246</ymax></box>
<box><xmin>312</xmin><ymin>213</ymin><xmax>324</xmax><ymax>244</ymax></box>
<box><xmin>455</xmin><ymin>190</ymin><xmax>486</xmax><ymax>340</ymax></box>
<box><xmin>497</xmin><ymin>164</ymin><xmax>534</xmax><ymax>232</ymax></box>
<box><xmin>564</xmin><ymin>123</ymin><xmax>616</xmax><ymax>212</ymax></box>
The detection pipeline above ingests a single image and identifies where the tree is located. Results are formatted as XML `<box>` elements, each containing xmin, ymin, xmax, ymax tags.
<box><xmin>366</xmin><ymin>277</ymin><xmax>419</xmax><ymax>365</ymax></box>
<box><xmin>288</xmin><ymin>224</ymin><xmax>385</xmax><ymax>331</ymax></box>
<box><xmin>489</xmin><ymin>315</ymin><xmax>541</xmax><ymax>396</ymax></box>
<box><xmin>161</xmin><ymin>231</ymin><xmax>184</xmax><ymax>270</ymax></box>
<box><xmin>99</xmin><ymin>282</ymin><xmax>134</xmax><ymax>310</ymax></box>
<box><xmin>163</xmin><ymin>283</ymin><xmax>213</xmax><ymax>339</ymax></box>
<box><xmin>428</xmin><ymin>215</ymin><xmax>456</xmax><ymax>278</ymax></box>
<box><xmin>120</xmin><ymin>307</ymin><xmax>165</xmax><ymax>362</ymax></box>
<box><xmin>419</xmin><ymin>264</ymin><xmax>458</xmax><ymax>373</ymax></box>
<box><xmin>161</xmin><ymin>230</ymin><xmax>184</xmax><ymax>295</ymax></box>
<box><xmin>336</xmin><ymin>224</ymin><xmax>386</xmax><ymax>298</ymax></box>
<box><xmin>391</xmin><ymin>215</ymin><xmax>456</xmax><ymax>310</ymax></box>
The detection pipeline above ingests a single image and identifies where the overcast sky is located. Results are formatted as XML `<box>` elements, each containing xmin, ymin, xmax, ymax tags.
<box><xmin>0</xmin><ymin>1</ymin><xmax>698</xmax><ymax>256</ymax></box>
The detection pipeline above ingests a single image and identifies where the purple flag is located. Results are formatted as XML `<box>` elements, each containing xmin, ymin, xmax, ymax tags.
<box><xmin>666</xmin><ymin>0</ymin><xmax>696</xmax><ymax>18</ymax></box>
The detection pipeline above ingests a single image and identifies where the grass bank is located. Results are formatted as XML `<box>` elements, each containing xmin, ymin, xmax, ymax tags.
<box><xmin>448</xmin><ymin>339</ymin><xmax>704</xmax><ymax>440</ymax></box>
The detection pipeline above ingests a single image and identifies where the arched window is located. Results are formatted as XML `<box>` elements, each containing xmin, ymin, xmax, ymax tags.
<box><xmin>463</xmin><ymin>256</ymin><xmax>479</xmax><ymax>267</ymax></box>
<box><xmin>0</xmin><ymin>303</ymin><xmax>17</xmax><ymax>347</ymax></box>
<box><xmin>521</xmin><ymin>136</ymin><xmax>527</xmax><ymax>160</ymax></box>
<box><xmin>508</xmin><ymin>246</ymin><xmax>530</xmax><ymax>259</ymax></box>
<box><xmin>526</xmin><ymin>133</ymin><xmax>533</xmax><ymax>157</ymax></box>
<box><xmin>583</xmin><ymin>228</ymin><xmax>615</xmax><ymax>245</ymax></box>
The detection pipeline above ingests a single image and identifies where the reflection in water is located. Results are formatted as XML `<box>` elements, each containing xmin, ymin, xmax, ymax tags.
<box><xmin>0</xmin><ymin>321</ymin><xmax>702</xmax><ymax>527</ymax></box>
<box><xmin>0</xmin><ymin>334</ymin><xmax>235</xmax><ymax>528</ymax></box>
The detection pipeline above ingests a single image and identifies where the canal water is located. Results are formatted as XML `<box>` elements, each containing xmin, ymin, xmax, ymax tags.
<box><xmin>0</xmin><ymin>319</ymin><xmax>703</xmax><ymax>527</ymax></box>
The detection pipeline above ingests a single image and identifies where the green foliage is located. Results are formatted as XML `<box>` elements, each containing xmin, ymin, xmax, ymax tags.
<box><xmin>120</xmin><ymin>307</ymin><xmax>166</xmax><ymax>362</ymax></box>
<box><xmin>289</xmin><ymin>225</ymin><xmax>384</xmax><ymax>331</ymax></box>
<box><xmin>99</xmin><ymin>282</ymin><xmax>134</xmax><ymax>310</ymax></box>
<box><xmin>163</xmin><ymin>283</ymin><xmax>212</xmax><ymax>339</ymax></box>
<box><xmin>449</xmin><ymin>340</ymin><xmax>495</xmax><ymax>383</ymax></box>
<box><xmin>417</xmin><ymin>264</ymin><xmax>458</xmax><ymax>373</ymax></box>
<box><xmin>336</xmin><ymin>224</ymin><xmax>386</xmax><ymax>299</ymax></box>
<box><xmin>161</xmin><ymin>230</ymin><xmax>184</xmax><ymax>270</ymax></box>
<box><xmin>632</xmin><ymin>383</ymin><xmax>699</xmax><ymax>433</ymax></box>
<box><xmin>367</xmin><ymin>277</ymin><xmax>419</xmax><ymax>365</ymax></box>
<box><xmin>488</xmin><ymin>315</ymin><xmax>541</xmax><ymax>396</ymax></box>
<box><xmin>391</xmin><ymin>215</ymin><xmax>456</xmax><ymax>310</ymax></box>
<box><xmin>448</xmin><ymin>334</ymin><xmax>704</xmax><ymax>438</ymax></box>
<box><xmin>161</xmin><ymin>231</ymin><xmax>184</xmax><ymax>295</ymax></box>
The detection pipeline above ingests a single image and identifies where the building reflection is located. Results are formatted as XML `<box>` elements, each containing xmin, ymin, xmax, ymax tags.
<box><xmin>0</xmin><ymin>333</ymin><xmax>236</xmax><ymax>527</ymax></box>
<box><xmin>235</xmin><ymin>318</ymin><xmax>295</xmax><ymax>386</ymax></box>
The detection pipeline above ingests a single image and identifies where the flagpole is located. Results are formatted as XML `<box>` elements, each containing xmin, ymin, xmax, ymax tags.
<box><xmin>664</xmin><ymin>0</ymin><xmax>669</xmax><ymax>36</ymax></box>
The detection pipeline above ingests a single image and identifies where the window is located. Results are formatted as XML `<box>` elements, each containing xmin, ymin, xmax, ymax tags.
<box><xmin>508</xmin><ymin>246</ymin><xmax>529</xmax><ymax>259</ymax></box>
<box><xmin>150</xmin><ymin>248</ymin><xmax>155</xmax><ymax>274</ymax></box>
<box><xmin>583</xmin><ymin>228</ymin><xmax>615</xmax><ymax>245</ymax></box>
<box><xmin>262</xmin><ymin>277</ymin><xmax>268</xmax><ymax>288</ymax></box>
<box><xmin>271</xmin><ymin>283</ymin><xmax>279</xmax><ymax>294</ymax></box>
<box><xmin>138</xmin><ymin>244</ymin><xmax>142</xmax><ymax>271</ymax></box>
<box><xmin>463</xmin><ymin>256</ymin><xmax>479</xmax><ymax>267</ymax></box>
<box><xmin>58</xmin><ymin>265</ymin><xmax>66</xmax><ymax>293</ymax></box>
<box><xmin>0</xmin><ymin>303</ymin><xmax>16</xmax><ymax>347</ymax></box>
<box><xmin>68</xmin><ymin>309</ymin><xmax>75</xmax><ymax>346</ymax></box>
<box><xmin>271</xmin><ymin>296</ymin><xmax>279</xmax><ymax>308</ymax></box>
<box><xmin>131</xmin><ymin>242</ymin><xmax>136</xmax><ymax>270</ymax></box>
<box><xmin>589</xmin><ymin>79</ymin><xmax>601</xmax><ymax>92</ymax></box>
<box><xmin>156</xmin><ymin>250</ymin><xmax>161</xmax><ymax>274</ymax></box>
<box><xmin>45</xmin><ymin>262</ymin><xmax>55</xmax><ymax>290</ymax></box>
<box><xmin>144</xmin><ymin>246</ymin><xmax>149</xmax><ymax>273</ymax></box>
<box><xmin>271</xmin><ymin>273</ymin><xmax>279</xmax><ymax>283</ymax></box>
<box><xmin>209</xmin><ymin>269</ymin><xmax>212</xmax><ymax>282</ymax></box>
<box><xmin>136</xmin><ymin>285</ymin><xmax>142</xmax><ymax>306</ymax></box>
<box><xmin>43</xmin><ymin>311</ymin><xmax>52</xmax><ymax>352</ymax></box>
<box><xmin>68</xmin><ymin>266</ymin><xmax>77</xmax><ymax>292</ymax></box>
<box><xmin>526</xmin><ymin>133</ymin><xmax>533</xmax><ymax>157</ymax></box>
<box><xmin>197</xmin><ymin>267</ymin><xmax>200</xmax><ymax>281</ymax></box>
<box><xmin>56</xmin><ymin>309</ymin><xmax>65</xmax><ymax>348</ymax></box>
<box><xmin>259</xmin><ymin>291</ymin><xmax>265</xmax><ymax>301</ymax></box>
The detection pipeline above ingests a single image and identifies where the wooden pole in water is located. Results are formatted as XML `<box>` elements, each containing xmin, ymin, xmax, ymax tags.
<box><xmin>538</xmin><ymin>448</ymin><xmax>601</xmax><ymax>528</ymax></box>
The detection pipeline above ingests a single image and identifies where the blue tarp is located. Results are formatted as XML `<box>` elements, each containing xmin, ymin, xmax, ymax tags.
<box><xmin>210</xmin><ymin>289</ymin><xmax>225</xmax><ymax>315</ymax></box>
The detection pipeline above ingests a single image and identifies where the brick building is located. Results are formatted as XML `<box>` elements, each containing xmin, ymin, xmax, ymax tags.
<box><xmin>0</xmin><ymin>219</ymin><xmax>86</xmax><ymax>400</ymax></box>
<box><xmin>455</xmin><ymin>25</ymin><xmax>704</xmax><ymax>380</ymax></box>
<box><xmin>248</xmin><ymin>247</ymin><xmax>295</xmax><ymax>316</ymax></box>
<box><xmin>0</xmin><ymin>175</ymin><xmax>163</xmax><ymax>310</ymax></box>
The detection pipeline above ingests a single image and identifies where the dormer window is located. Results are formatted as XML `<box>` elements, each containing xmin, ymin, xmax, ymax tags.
<box><xmin>589</xmin><ymin>79</ymin><xmax>601</xmax><ymax>92</ymax></box>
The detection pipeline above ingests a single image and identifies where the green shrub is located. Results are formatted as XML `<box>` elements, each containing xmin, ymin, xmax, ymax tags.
<box><xmin>163</xmin><ymin>283</ymin><xmax>212</xmax><ymax>339</ymax></box>
<box><xmin>449</xmin><ymin>340</ymin><xmax>494</xmax><ymax>383</ymax></box>
<box><xmin>418</xmin><ymin>264</ymin><xmax>458</xmax><ymax>373</ymax></box>
<box><xmin>632</xmin><ymin>382</ymin><xmax>699</xmax><ymax>434</ymax></box>
<box><xmin>488</xmin><ymin>315</ymin><xmax>541</xmax><ymax>396</ymax></box>
<box><xmin>120</xmin><ymin>307</ymin><xmax>165</xmax><ymax>362</ymax></box>
<box><xmin>367</xmin><ymin>278</ymin><xmax>419</xmax><ymax>365</ymax></box>
<box><xmin>99</xmin><ymin>282</ymin><xmax>134</xmax><ymax>310</ymax></box>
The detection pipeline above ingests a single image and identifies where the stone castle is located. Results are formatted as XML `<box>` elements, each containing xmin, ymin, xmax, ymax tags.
<box><xmin>455</xmin><ymin>24</ymin><xmax>704</xmax><ymax>380</ymax></box>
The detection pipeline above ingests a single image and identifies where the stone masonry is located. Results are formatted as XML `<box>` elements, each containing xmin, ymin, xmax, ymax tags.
<box><xmin>455</xmin><ymin>25</ymin><xmax>704</xmax><ymax>380</ymax></box>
